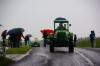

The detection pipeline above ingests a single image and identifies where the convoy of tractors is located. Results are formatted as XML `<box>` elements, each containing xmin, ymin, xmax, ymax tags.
<box><xmin>41</xmin><ymin>17</ymin><xmax>74</xmax><ymax>53</ymax></box>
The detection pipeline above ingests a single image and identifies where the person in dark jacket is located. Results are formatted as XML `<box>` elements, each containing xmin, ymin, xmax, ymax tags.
<box><xmin>14</xmin><ymin>32</ymin><xmax>24</xmax><ymax>48</ymax></box>
<box><xmin>8</xmin><ymin>34</ymin><xmax>14</xmax><ymax>48</ymax></box>
<box><xmin>89</xmin><ymin>30</ymin><xmax>95</xmax><ymax>48</ymax></box>
<box><xmin>1</xmin><ymin>30</ymin><xmax>7</xmax><ymax>55</ymax></box>
<box><xmin>24</xmin><ymin>36</ymin><xmax>30</xmax><ymax>46</ymax></box>
<box><xmin>74</xmin><ymin>34</ymin><xmax>77</xmax><ymax>47</ymax></box>
<box><xmin>43</xmin><ymin>31</ymin><xmax>48</xmax><ymax>47</ymax></box>
<box><xmin>9</xmin><ymin>32</ymin><xmax>24</xmax><ymax>48</ymax></box>
<box><xmin>1</xmin><ymin>30</ymin><xmax>7</xmax><ymax>46</ymax></box>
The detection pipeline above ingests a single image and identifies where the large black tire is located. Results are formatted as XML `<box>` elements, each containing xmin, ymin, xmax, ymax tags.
<box><xmin>44</xmin><ymin>43</ymin><xmax>46</xmax><ymax>47</ymax></box>
<box><xmin>44</xmin><ymin>40</ymin><xmax>46</xmax><ymax>47</ymax></box>
<box><xmin>68</xmin><ymin>41</ymin><xmax>74</xmax><ymax>53</ymax></box>
<box><xmin>68</xmin><ymin>33</ymin><xmax>74</xmax><ymax>53</ymax></box>
<box><xmin>50</xmin><ymin>44</ymin><xmax>54</xmax><ymax>52</ymax></box>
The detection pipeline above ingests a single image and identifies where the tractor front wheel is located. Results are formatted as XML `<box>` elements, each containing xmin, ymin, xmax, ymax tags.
<box><xmin>44</xmin><ymin>43</ymin><xmax>46</xmax><ymax>47</ymax></box>
<box><xmin>50</xmin><ymin>43</ymin><xmax>54</xmax><ymax>52</ymax></box>
<box><xmin>44</xmin><ymin>39</ymin><xmax>46</xmax><ymax>47</ymax></box>
<box><xmin>68</xmin><ymin>41</ymin><xmax>74</xmax><ymax>53</ymax></box>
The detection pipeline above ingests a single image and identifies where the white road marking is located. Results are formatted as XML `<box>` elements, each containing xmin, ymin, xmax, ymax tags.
<box><xmin>75</xmin><ymin>48</ymin><xmax>94</xmax><ymax>66</ymax></box>
<box><xmin>73</xmin><ymin>56</ymin><xmax>82</xmax><ymax>66</ymax></box>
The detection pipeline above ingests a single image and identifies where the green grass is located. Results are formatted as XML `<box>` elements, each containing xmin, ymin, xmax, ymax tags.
<box><xmin>0</xmin><ymin>41</ymin><xmax>2</xmax><ymax>47</ymax></box>
<box><xmin>6</xmin><ymin>45</ymin><xmax>31</xmax><ymax>54</ymax></box>
<box><xmin>0</xmin><ymin>56</ymin><xmax>14</xmax><ymax>66</ymax></box>
<box><xmin>77</xmin><ymin>38</ymin><xmax>100</xmax><ymax>48</ymax></box>
<box><xmin>95</xmin><ymin>38</ymin><xmax>100</xmax><ymax>48</ymax></box>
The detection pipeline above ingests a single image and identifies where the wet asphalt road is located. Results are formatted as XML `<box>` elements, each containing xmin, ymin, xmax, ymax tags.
<box><xmin>11</xmin><ymin>47</ymin><xmax>100</xmax><ymax>66</ymax></box>
<box><xmin>11</xmin><ymin>41</ymin><xmax>100</xmax><ymax>66</ymax></box>
<box><xmin>76</xmin><ymin>48</ymin><xmax>100</xmax><ymax>66</ymax></box>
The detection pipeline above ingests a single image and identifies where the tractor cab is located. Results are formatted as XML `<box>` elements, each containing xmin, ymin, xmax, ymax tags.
<box><xmin>54</xmin><ymin>17</ymin><xmax>71</xmax><ymax>31</ymax></box>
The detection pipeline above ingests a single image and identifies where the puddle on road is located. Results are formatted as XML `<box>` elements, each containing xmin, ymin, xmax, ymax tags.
<box><xmin>32</xmin><ymin>53</ymin><xmax>50</xmax><ymax>65</ymax></box>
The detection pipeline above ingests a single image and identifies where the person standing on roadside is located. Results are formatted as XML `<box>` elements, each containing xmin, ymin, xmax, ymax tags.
<box><xmin>24</xmin><ymin>36</ymin><xmax>29</xmax><ymax>46</ymax></box>
<box><xmin>8</xmin><ymin>34</ymin><xmax>14</xmax><ymax>48</ymax></box>
<box><xmin>14</xmin><ymin>32</ymin><xmax>24</xmax><ymax>48</ymax></box>
<box><xmin>1</xmin><ymin>30</ymin><xmax>7</xmax><ymax>56</ymax></box>
<box><xmin>1</xmin><ymin>30</ymin><xmax>7</xmax><ymax>46</ymax></box>
<box><xmin>74</xmin><ymin>34</ymin><xmax>77</xmax><ymax>47</ymax></box>
<box><xmin>89</xmin><ymin>30</ymin><xmax>95</xmax><ymax>48</ymax></box>
<box><xmin>43</xmin><ymin>31</ymin><xmax>48</xmax><ymax>47</ymax></box>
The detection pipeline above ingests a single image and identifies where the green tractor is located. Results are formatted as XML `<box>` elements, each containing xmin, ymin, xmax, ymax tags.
<box><xmin>48</xmin><ymin>17</ymin><xmax>74</xmax><ymax>53</ymax></box>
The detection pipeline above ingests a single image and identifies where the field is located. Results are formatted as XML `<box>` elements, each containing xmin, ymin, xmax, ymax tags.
<box><xmin>77</xmin><ymin>38</ymin><xmax>100</xmax><ymax>48</ymax></box>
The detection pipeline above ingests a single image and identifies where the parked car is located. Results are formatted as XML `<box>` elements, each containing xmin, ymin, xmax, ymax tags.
<box><xmin>31</xmin><ymin>41</ymin><xmax>40</xmax><ymax>47</ymax></box>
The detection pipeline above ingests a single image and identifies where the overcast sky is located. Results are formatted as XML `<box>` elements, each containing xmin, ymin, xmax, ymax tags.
<box><xmin>0</xmin><ymin>0</ymin><xmax>100</xmax><ymax>40</ymax></box>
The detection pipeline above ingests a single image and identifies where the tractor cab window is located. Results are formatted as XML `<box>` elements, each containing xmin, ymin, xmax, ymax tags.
<box><xmin>56</xmin><ymin>23</ymin><xmax>66</xmax><ymax>30</ymax></box>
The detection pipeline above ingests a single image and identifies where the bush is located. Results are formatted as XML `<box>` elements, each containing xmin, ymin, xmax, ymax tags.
<box><xmin>0</xmin><ymin>56</ymin><xmax>14</xmax><ymax>66</ymax></box>
<box><xmin>77</xmin><ymin>38</ymin><xmax>100</xmax><ymax>48</ymax></box>
<box><xmin>95</xmin><ymin>38</ymin><xmax>100</xmax><ymax>48</ymax></box>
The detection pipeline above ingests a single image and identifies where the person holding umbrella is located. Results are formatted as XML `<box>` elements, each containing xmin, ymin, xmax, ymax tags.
<box><xmin>24</xmin><ymin>34</ymin><xmax>32</xmax><ymax>46</ymax></box>
<box><xmin>15</xmin><ymin>32</ymin><xmax>24</xmax><ymax>48</ymax></box>
<box><xmin>41</xmin><ymin>29</ymin><xmax>54</xmax><ymax>47</ymax></box>
<box><xmin>7</xmin><ymin>28</ymin><xmax>25</xmax><ymax>48</ymax></box>
<box><xmin>1</xmin><ymin>30</ymin><xmax>7</xmax><ymax>46</ymax></box>
<box><xmin>1</xmin><ymin>30</ymin><xmax>7</xmax><ymax>56</ymax></box>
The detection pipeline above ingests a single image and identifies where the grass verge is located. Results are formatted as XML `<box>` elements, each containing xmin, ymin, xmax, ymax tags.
<box><xmin>6</xmin><ymin>45</ymin><xmax>31</xmax><ymax>54</ymax></box>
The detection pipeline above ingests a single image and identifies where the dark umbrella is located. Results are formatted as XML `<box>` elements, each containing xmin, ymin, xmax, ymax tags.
<box><xmin>0</xmin><ymin>24</ymin><xmax>2</xmax><ymax>26</ymax></box>
<box><xmin>7</xmin><ymin>28</ymin><xmax>24</xmax><ymax>35</ymax></box>
<box><xmin>26</xmin><ymin>34</ymin><xmax>32</xmax><ymax>37</ymax></box>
